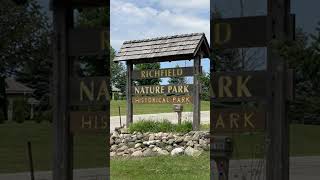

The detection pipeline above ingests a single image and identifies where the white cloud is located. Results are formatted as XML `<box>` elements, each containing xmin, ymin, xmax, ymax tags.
<box><xmin>111</xmin><ymin>0</ymin><xmax>210</xmax><ymax>50</ymax></box>
<box><xmin>154</xmin><ymin>0</ymin><xmax>210</xmax><ymax>10</ymax></box>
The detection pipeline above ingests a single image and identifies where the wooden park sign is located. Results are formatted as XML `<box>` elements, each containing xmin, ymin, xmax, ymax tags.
<box><xmin>133</xmin><ymin>84</ymin><xmax>193</xmax><ymax>95</ymax></box>
<box><xmin>212</xmin><ymin>15</ymin><xmax>295</xmax><ymax>49</ymax></box>
<box><xmin>132</xmin><ymin>67</ymin><xmax>199</xmax><ymax>79</ymax></box>
<box><xmin>133</xmin><ymin>95</ymin><xmax>192</xmax><ymax>104</ymax></box>
<box><xmin>115</xmin><ymin>33</ymin><xmax>210</xmax><ymax>130</ymax></box>
<box><xmin>70</xmin><ymin>111</ymin><xmax>108</xmax><ymax>133</ymax></box>
<box><xmin>211</xmin><ymin>71</ymin><xmax>270</xmax><ymax>101</ymax></box>
<box><xmin>212</xmin><ymin>16</ymin><xmax>268</xmax><ymax>48</ymax></box>
<box><xmin>69</xmin><ymin>28</ymin><xmax>106</xmax><ymax>56</ymax></box>
<box><xmin>211</xmin><ymin>109</ymin><xmax>266</xmax><ymax>133</ymax></box>
<box><xmin>70</xmin><ymin>76</ymin><xmax>109</xmax><ymax>105</ymax></box>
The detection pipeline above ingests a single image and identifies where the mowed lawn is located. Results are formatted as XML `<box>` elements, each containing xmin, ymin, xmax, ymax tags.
<box><xmin>110</xmin><ymin>100</ymin><xmax>210</xmax><ymax>116</ymax></box>
<box><xmin>1</xmin><ymin>122</ymin><xmax>320</xmax><ymax>179</ymax></box>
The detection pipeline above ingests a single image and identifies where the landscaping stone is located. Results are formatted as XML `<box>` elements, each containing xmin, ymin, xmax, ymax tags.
<box><xmin>109</xmin><ymin>129</ymin><xmax>210</xmax><ymax>157</ymax></box>
<box><xmin>131</xmin><ymin>150</ymin><xmax>143</xmax><ymax>157</ymax></box>
<box><xmin>185</xmin><ymin>146</ymin><xmax>202</xmax><ymax>157</ymax></box>
<box><xmin>171</xmin><ymin>147</ymin><xmax>184</xmax><ymax>156</ymax></box>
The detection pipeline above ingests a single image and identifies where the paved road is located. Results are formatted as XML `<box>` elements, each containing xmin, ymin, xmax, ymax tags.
<box><xmin>110</xmin><ymin>111</ymin><xmax>210</xmax><ymax>132</ymax></box>
<box><xmin>1</xmin><ymin>156</ymin><xmax>319</xmax><ymax>180</ymax></box>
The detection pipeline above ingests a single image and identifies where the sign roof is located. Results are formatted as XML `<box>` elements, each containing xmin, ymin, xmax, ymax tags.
<box><xmin>114</xmin><ymin>33</ymin><xmax>210</xmax><ymax>63</ymax></box>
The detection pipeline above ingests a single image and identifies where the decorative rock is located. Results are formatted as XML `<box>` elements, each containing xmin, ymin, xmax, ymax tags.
<box><xmin>117</xmin><ymin>152</ymin><xmax>125</xmax><ymax>156</ymax></box>
<box><xmin>175</xmin><ymin>137</ymin><xmax>184</xmax><ymax>143</ymax></box>
<box><xmin>110</xmin><ymin>152</ymin><xmax>116</xmax><ymax>157</ymax></box>
<box><xmin>117</xmin><ymin>145</ymin><xmax>128</xmax><ymax>152</ymax></box>
<box><xmin>184</xmin><ymin>136</ymin><xmax>192</xmax><ymax>142</ymax></box>
<box><xmin>199</xmin><ymin>139</ymin><xmax>207</xmax><ymax>146</ymax></box>
<box><xmin>143</xmin><ymin>149</ymin><xmax>155</xmax><ymax>157</ymax></box>
<box><xmin>158</xmin><ymin>149</ymin><xmax>169</xmax><ymax>156</ymax></box>
<box><xmin>171</xmin><ymin>148</ymin><xmax>184</xmax><ymax>156</ymax></box>
<box><xmin>110</xmin><ymin>145</ymin><xmax>118</xmax><ymax>151</ymax></box>
<box><xmin>137</xmin><ymin>134</ymin><xmax>143</xmax><ymax>140</ymax></box>
<box><xmin>165</xmin><ymin>145</ymin><xmax>173</xmax><ymax>152</ymax></box>
<box><xmin>186</xmin><ymin>141</ymin><xmax>194</xmax><ymax>147</ymax></box>
<box><xmin>120</xmin><ymin>128</ymin><xmax>129</xmax><ymax>134</ymax></box>
<box><xmin>110</xmin><ymin>138</ymin><xmax>114</xmax><ymax>145</ymax></box>
<box><xmin>149</xmin><ymin>135</ymin><xmax>155</xmax><ymax>141</ymax></box>
<box><xmin>167</xmin><ymin>139</ymin><xmax>174</xmax><ymax>145</ymax></box>
<box><xmin>185</xmin><ymin>146</ymin><xmax>202</xmax><ymax>157</ymax></box>
<box><xmin>135</xmin><ymin>143</ymin><xmax>142</xmax><ymax>148</ymax></box>
<box><xmin>131</xmin><ymin>150</ymin><xmax>143</xmax><ymax>157</ymax></box>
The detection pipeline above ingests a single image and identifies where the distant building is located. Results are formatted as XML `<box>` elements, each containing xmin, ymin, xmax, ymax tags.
<box><xmin>5</xmin><ymin>78</ymin><xmax>39</xmax><ymax>121</ymax></box>
<box><xmin>112</xmin><ymin>86</ymin><xmax>123</xmax><ymax>100</ymax></box>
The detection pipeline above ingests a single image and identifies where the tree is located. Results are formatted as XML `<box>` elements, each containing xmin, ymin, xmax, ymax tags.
<box><xmin>1</xmin><ymin>0</ymin><xmax>52</xmax><ymax>112</ymax></box>
<box><xmin>0</xmin><ymin>0</ymin><xmax>50</xmax><ymax>76</ymax></box>
<box><xmin>78</xmin><ymin>8</ymin><xmax>126</xmax><ymax>92</ymax></box>
<box><xmin>276</xmin><ymin>25</ymin><xmax>320</xmax><ymax>123</ymax></box>
<box><xmin>135</xmin><ymin>63</ymin><xmax>162</xmax><ymax>85</ymax></box>
<box><xmin>168</xmin><ymin>65</ymin><xmax>186</xmax><ymax>85</ymax></box>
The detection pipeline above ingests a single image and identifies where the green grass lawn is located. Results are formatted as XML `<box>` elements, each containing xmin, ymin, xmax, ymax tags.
<box><xmin>110</xmin><ymin>100</ymin><xmax>210</xmax><ymax>116</ymax></box>
<box><xmin>0</xmin><ymin>122</ymin><xmax>320</xmax><ymax>179</ymax></box>
<box><xmin>111</xmin><ymin>153</ymin><xmax>209</xmax><ymax>180</ymax></box>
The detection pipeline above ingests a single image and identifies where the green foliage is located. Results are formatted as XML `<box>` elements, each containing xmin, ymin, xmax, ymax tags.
<box><xmin>1</xmin><ymin>0</ymin><xmax>52</xmax><ymax>111</ymax></box>
<box><xmin>168</xmin><ymin>65</ymin><xmax>186</xmax><ymax>85</ymax></box>
<box><xmin>199</xmin><ymin>72</ymin><xmax>210</xmax><ymax>101</ymax></box>
<box><xmin>128</xmin><ymin>120</ymin><xmax>192</xmax><ymax>133</ymax></box>
<box><xmin>33</xmin><ymin>110</ymin><xmax>52</xmax><ymax>123</ymax></box>
<box><xmin>78</xmin><ymin>8</ymin><xmax>126</xmax><ymax>93</ymax></box>
<box><xmin>134</xmin><ymin>63</ymin><xmax>162</xmax><ymax>85</ymax></box>
<box><xmin>13</xmin><ymin>98</ymin><xmax>27</xmax><ymax>123</ymax></box>
<box><xmin>276</xmin><ymin>26</ymin><xmax>320</xmax><ymax>123</ymax></box>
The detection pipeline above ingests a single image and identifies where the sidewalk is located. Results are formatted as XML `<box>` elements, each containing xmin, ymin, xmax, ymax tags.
<box><xmin>110</xmin><ymin>111</ymin><xmax>210</xmax><ymax>132</ymax></box>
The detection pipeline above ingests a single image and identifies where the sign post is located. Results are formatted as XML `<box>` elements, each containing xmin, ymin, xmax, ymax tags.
<box><xmin>210</xmin><ymin>0</ymin><xmax>294</xmax><ymax>179</ymax></box>
<box><xmin>266</xmin><ymin>0</ymin><xmax>291</xmax><ymax>179</ymax></box>
<box><xmin>51</xmin><ymin>1</ymin><xmax>110</xmax><ymax>180</ymax></box>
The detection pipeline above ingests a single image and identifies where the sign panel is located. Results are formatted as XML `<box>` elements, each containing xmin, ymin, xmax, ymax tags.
<box><xmin>132</xmin><ymin>67</ymin><xmax>200</xmax><ymax>80</ymax></box>
<box><xmin>132</xmin><ymin>95</ymin><xmax>192</xmax><ymax>104</ymax></box>
<box><xmin>70</xmin><ymin>111</ymin><xmax>109</xmax><ymax>133</ymax></box>
<box><xmin>133</xmin><ymin>84</ymin><xmax>193</xmax><ymax>95</ymax></box>
<box><xmin>70</xmin><ymin>77</ymin><xmax>110</xmax><ymax>105</ymax></box>
<box><xmin>69</xmin><ymin>28</ymin><xmax>106</xmax><ymax>56</ymax></box>
<box><xmin>211</xmin><ymin>71</ymin><xmax>270</xmax><ymax>102</ymax></box>
<box><xmin>210</xmin><ymin>109</ymin><xmax>266</xmax><ymax>133</ymax></box>
<box><xmin>211</xmin><ymin>16</ymin><xmax>269</xmax><ymax>48</ymax></box>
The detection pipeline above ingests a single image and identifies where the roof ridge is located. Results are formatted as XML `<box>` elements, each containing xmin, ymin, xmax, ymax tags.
<box><xmin>123</xmin><ymin>32</ymin><xmax>204</xmax><ymax>44</ymax></box>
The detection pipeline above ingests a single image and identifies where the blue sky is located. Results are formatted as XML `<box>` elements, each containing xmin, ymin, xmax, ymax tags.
<box><xmin>110</xmin><ymin>0</ymin><xmax>211</xmax><ymax>80</ymax></box>
<box><xmin>38</xmin><ymin>0</ymin><xmax>320</xmax><ymax>81</ymax></box>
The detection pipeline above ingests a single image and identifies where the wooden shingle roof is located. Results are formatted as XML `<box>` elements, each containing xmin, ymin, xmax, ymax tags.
<box><xmin>114</xmin><ymin>33</ymin><xmax>210</xmax><ymax>63</ymax></box>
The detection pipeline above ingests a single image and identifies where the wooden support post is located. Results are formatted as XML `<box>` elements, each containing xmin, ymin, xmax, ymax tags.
<box><xmin>126</xmin><ymin>62</ymin><xmax>133</xmax><ymax>127</ymax></box>
<box><xmin>266</xmin><ymin>0</ymin><xmax>290</xmax><ymax>180</ymax></box>
<box><xmin>193</xmin><ymin>55</ymin><xmax>201</xmax><ymax>130</ymax></box>
<box><xmin>52</xmin><ymin>7</ymin><xmax>73</xmax><ymax>180</ymax></box>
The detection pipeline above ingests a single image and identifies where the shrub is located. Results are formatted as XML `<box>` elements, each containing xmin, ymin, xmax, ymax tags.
<box><xmin>0</xmin><ymin>110</ymin><xmax>5</xmax><ymax>124</ymax></box>
<box><xmin>128</xmin><ymin>120</ymin><xmax>193</xmax><ymax>133</ymax></box>
<box><xmin>13</xmin><ymin>98</ymin><xmax>27</xmax><ymax>123</ymax></box>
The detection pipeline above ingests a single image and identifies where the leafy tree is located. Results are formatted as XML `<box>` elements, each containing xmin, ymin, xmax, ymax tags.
<box><xmin>135</xmin><ymin>63</ymin><xmax>161</xmax><ymax>85</ymax></box>
<box><xmin>0</xmin><ymin>0</ymin><xmax>50</xmax><ymax>76</ymax></box>
<box><xmin>168</xmin><ymin>65</ymin><xmax>186</xmax><ymax>85</ymax></box>
<box><xmin>1</xmin><ymin>0</ymin><xmax>52</xmax><ymax>113</ymax></box>
<box><xmin>78</xmin><ymin>8</ymin><xmax>126</xmax><ymax>92</ymax></box>
<box><xmin>276</xmin><ymin>26</ymin><xmax>320</xmax><ymax>123</ymax></box>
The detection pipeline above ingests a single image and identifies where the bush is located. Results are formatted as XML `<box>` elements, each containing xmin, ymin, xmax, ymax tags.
<box><xmin>13</xmin><ymin>98</ymin><xmax>27</xmax><ymax>123</ymax></box>
<box><xmin>128</xmin><ymin>120</ymin><xmax>193</xmax><ymax>133</ymax></box>
<box><xmin>0</xmin><ymin>110</ymin><xmax>5</xmax><ymax>124</ymax></box>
